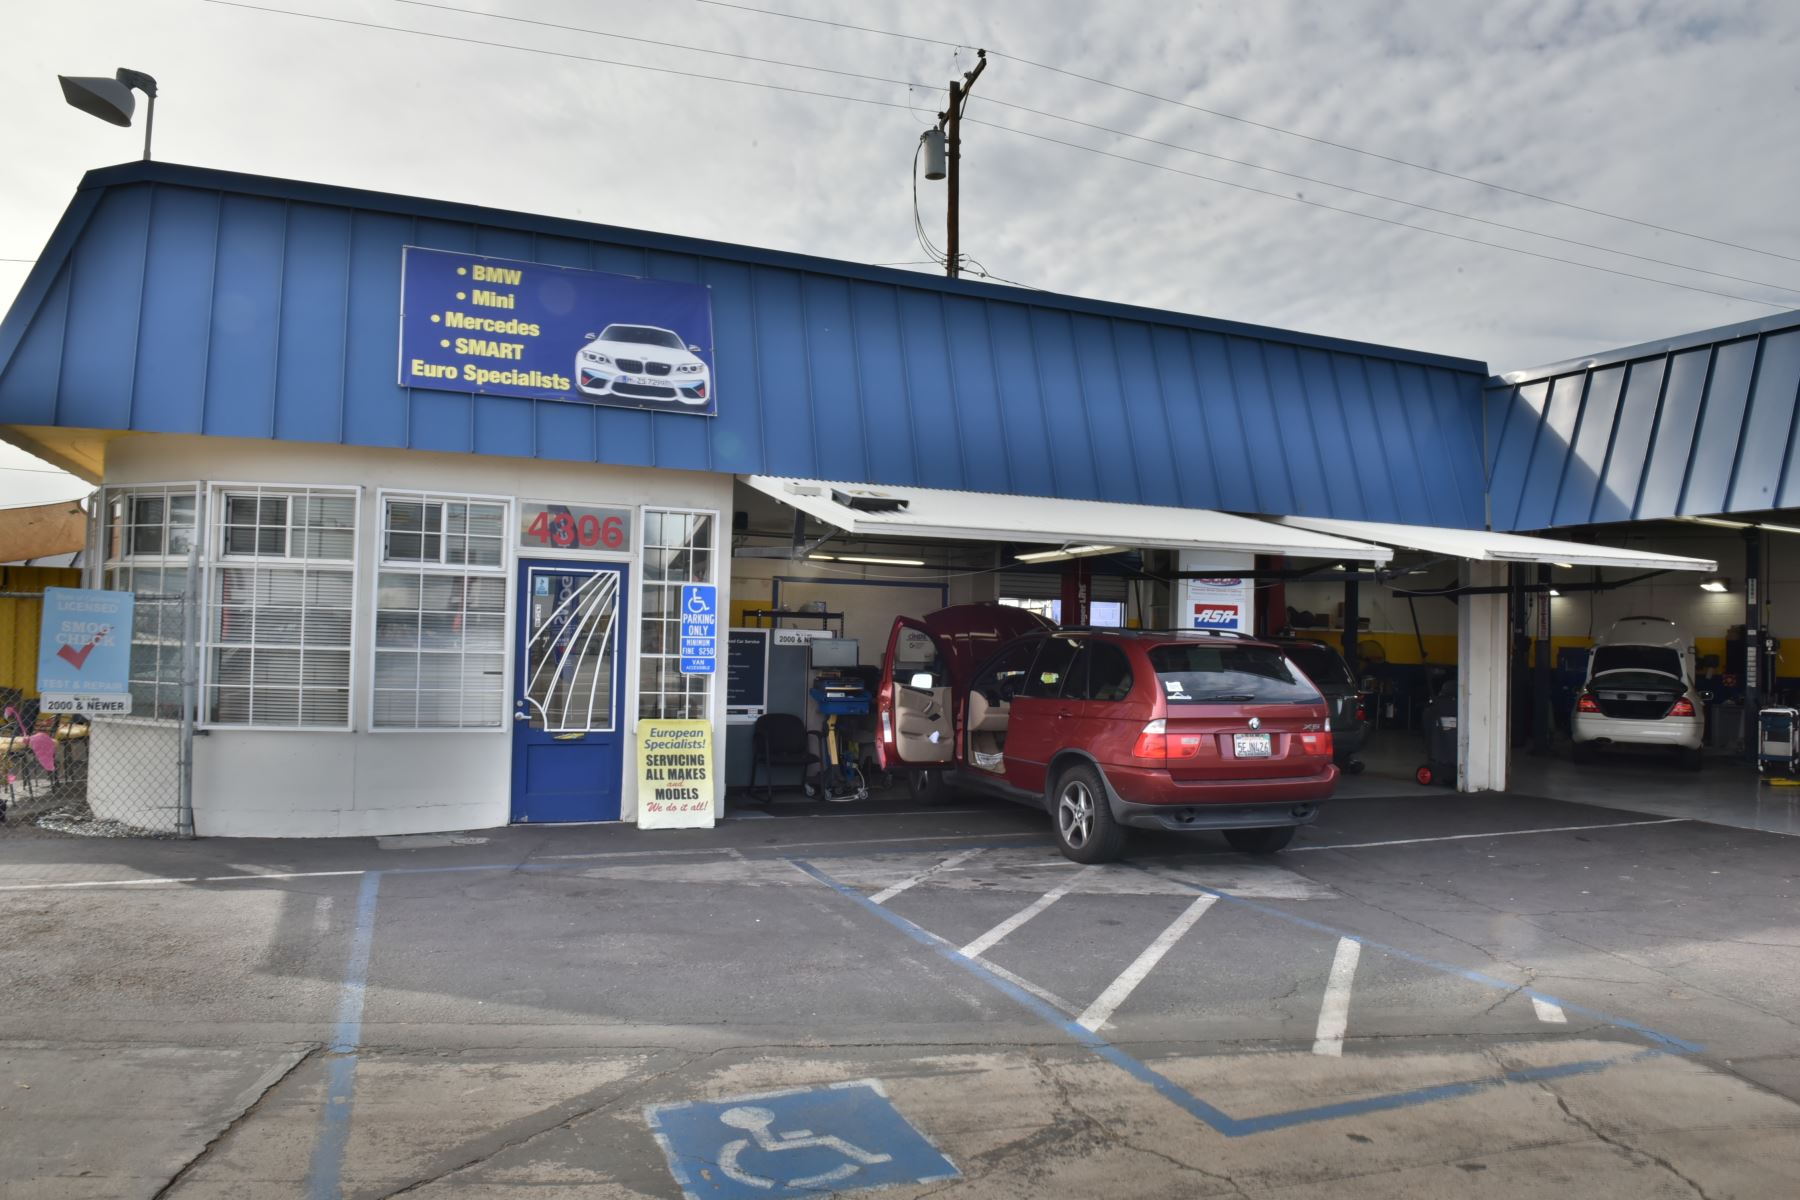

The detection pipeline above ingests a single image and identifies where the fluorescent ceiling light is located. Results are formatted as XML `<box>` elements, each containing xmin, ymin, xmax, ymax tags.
<box><xmin>1686</xmin><ymin>516</ymin><xmax>1752</xmax><ymax>530</ymax></box>
<box><xmin>806</xmin><ymin>553</ymin><xmax>835</xmax><ymax>561</ymax></box>
<box><xmin>834</xmin><ymin>554</ymin><xmax>926</xmax><ymax>567</ymax></box>
<box><xmin>1699</xmin><ymin>577</ymin><xmax>1730</xmax><ymax>593</ymax></box>
<box><xmin>1757</xmin><ymin>521</ymin><xmax>1800</xmax><ymax>536</ymax></box>
<box><xmin>1014</xmin><ymin>543</ymin><xmax>1122</xmax><ymax>563</ymax></box>
<box><xmin>1553</xmin><ymin>562</ymin><xmax>1574</xmax><ymax>569</ymax></box>
<box><xmin>1548</xmin><ymin>587</ymin><xmax>1562</xmax><ymax>597</ymax></box>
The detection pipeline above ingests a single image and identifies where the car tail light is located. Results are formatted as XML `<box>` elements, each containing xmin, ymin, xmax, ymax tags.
<box><xmin>1576</xmin><ymin>694</ymin><xmax>1601</xmax><ymax>713</ymax></box>
<box><xmin>1668</xmin><ymin>697</ymin><xmax>1696</xmax><ymax>717</ymax></box>
<box><xmin>1298</xmin><ymin>731</ymin><xmax>1334</xmax><ymax>757</ymax></box>
<box><xmin>1354</xmin><ymin>694</ymin><xmax>1368</xmax><ymax>723</ymax></box>
<box><xmin>1132</xmin><ymin>719</ymin><xmax>1202</xmax><ymax>762</ymax></box>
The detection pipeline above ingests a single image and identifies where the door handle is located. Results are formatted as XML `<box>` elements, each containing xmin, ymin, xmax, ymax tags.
<box><xmin>1056</xmin><ymin>708</ymin><xmax>1076</xmax><ymax>718</ymax></box>
<box><xmin>514</xmin><ymin>712</ymin><xmax>530</xmax><ymax>722</ymax></box>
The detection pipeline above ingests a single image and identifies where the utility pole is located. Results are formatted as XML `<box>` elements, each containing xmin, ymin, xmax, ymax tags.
<box><xmin>940</xmin><ymin>50</ymin><xmax>987</xmax><ymax>278</ymax></box>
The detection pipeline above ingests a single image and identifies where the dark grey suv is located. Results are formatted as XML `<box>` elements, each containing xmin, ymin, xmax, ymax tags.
<box><xmin>1274</xmin><ymin>637</ymin><xmax>1370</xmax><ymax>773</ymax></box>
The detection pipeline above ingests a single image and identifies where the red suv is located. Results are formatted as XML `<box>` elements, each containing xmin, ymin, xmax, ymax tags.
<box><xmin>877</xmin><ymin>605</ymin><xmax>1338</xmax><ymax>862</ymax></box>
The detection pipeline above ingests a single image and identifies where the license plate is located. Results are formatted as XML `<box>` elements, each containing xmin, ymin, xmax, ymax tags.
<box><xmin>1233</xmin><ymin>732</ymin><xmax>1272</xmax><ymax>758</ymax></box>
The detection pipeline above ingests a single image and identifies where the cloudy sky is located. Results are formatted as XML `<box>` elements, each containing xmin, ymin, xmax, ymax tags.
<box><xmin>3</xmin><ymin>0</ymin><xmax>1798</xmax><ymax>497</ymax></box>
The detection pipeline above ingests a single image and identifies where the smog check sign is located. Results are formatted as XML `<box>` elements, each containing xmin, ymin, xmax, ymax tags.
<box><xmin>36</xmin><ymin>587</ymin><xmax>134</xmax><ymax>715</ymax></box>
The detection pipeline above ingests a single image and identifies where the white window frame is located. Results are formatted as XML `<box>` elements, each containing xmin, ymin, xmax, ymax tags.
<box><xmin>634</xmin><ymin>505</ymin><xmax>722</xmax><ymax>729</ymax></box>
<box><xmin>201</xmin><ymin>482</ymin><xmax>361</xmax><ymax>732</ymax></box>
<box><xmin>97</xmin><ymin>483</ymin><xmax>204</xmax><ymax>726</ymax></box>
<box><xmin>368</xmin><ymin>490</ymin><xmax>514</xmax><ymax>734</ymax></box>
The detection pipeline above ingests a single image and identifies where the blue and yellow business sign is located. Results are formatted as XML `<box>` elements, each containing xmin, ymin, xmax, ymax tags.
<box><xmin>399</xmin><ymin>247</ymin><xmax>717</xmax><ymax>416</ymax></box>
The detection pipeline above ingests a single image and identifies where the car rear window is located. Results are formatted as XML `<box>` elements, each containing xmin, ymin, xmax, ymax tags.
<box><xmin>1148</xmin><ymin>643</ymin><xmax>1323</xmax><ymax>705</ymax></box>
<box><xmin>1282</xmin><ymin>644</ymin><xmax>1355</xmax><ymax>689</ymax></box>
<box><xmin>1592</xmin><ymin>645</ymin><xmax>1682</xmax><ymax>678</ymax></box>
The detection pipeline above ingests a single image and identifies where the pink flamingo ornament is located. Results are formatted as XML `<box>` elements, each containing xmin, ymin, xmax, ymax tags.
<box><xmin>6</xmin><ymin>706</ymin><xmax>57</xmax><ymax>775</ymax></box>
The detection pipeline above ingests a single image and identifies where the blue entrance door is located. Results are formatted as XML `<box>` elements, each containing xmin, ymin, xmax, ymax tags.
<box><xmin>511</xmin><ymin>560</ymin><xmax>628</xmax><ymax>823</ymax></box>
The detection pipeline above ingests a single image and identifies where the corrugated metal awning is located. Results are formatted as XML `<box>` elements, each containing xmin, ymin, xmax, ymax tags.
<box><xmin>743</xmin><ymin>477</ymin><xmax>1394</xmax><ymax>562</ymax></box>
<box><xmin>1272</xmin><ymin>515</ymin><xmax>1716</xmax><ymax>572</ymax></box>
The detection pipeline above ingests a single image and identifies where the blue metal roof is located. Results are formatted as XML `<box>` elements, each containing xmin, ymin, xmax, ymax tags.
<box><xmin>1486</xmin><ymin>310</ymin><xmax>1800</xmax><ymax>530</ymax></box>
<box><xmin>0</xmin><ymin>162</ymin><xmax>1491</xmax><ymax>526</ymax></box>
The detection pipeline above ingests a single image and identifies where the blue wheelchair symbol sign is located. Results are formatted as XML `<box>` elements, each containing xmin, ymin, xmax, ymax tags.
<box><xmin>680</xmin><ymin>584</ymin><xmax>718</xmax><ymax>676</ymax></box>
<box><xmin>647</xmin><ymin>1079</ymin><xmax>957</xmax><ymax>1198</ymax></box>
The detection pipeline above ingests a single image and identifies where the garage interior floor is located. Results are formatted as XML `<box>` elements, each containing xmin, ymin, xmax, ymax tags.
<box><xmin>730</xmin><ymin>728</ymin><xmax>1800</xmax><ymax>840</ymax></box>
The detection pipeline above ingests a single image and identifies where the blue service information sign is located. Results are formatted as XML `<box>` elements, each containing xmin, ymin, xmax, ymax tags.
<box><xmin>36</xmin><ymin>587</ymin><xmax>135</xmax><ymax>715</ymax></box>
<box><xmin>398</xmin><ymin>246</ymin><xmax>717</xmax><ymax>417</ymax></box>
<box><xmin>680</xmin><ymin>584</ymin><xmax>718</xmax><ymax>676</ymax></box>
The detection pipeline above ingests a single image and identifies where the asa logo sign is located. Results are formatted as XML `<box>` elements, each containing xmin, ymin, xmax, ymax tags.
<box><xmin>1193</xmin><ymin>603</ymin><xmax>1241</xmax><ymax>630</ymax></box>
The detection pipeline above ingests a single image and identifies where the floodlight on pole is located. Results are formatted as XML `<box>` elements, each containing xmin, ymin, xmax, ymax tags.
<box><xmin>58</xmin><ymin>68</ymin><xmax>159</xmax><ymax>160</ymax></box>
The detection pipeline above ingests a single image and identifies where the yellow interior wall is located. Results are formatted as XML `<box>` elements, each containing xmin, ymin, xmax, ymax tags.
<box><xmin>1350</xmin><ymin>632</ymin><xmax>1458</xmax><ymax>666</ymax></box>
<box><xmin>0</xmin><ymin>567</ymin><xmax>85</xmax><ymax>697</ymax></box>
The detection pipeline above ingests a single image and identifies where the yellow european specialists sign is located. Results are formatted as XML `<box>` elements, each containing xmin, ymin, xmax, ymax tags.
<box><xmin>636</xmin><ymin>719</ymin><xmax>715</xmax><ymax>829</ymax></box>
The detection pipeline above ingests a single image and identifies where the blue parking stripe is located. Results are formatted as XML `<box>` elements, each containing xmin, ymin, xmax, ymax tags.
<box><xmin>790</xmin><ymin>857</ymin><xmax>1693</xmax><ymax>1138</ymax></box>
<box><xmin>1143</xmin><ymin>864</ymin><xmax>1703</xmax><ymax>1055</ymax></box>
<box><xmin>305</xmin><ymin>869</ymin><xmax>382</xmax><ymax>1200</ymax></box>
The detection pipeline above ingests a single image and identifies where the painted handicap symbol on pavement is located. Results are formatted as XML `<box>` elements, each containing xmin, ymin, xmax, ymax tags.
<box><xmin>647</xmin><ymin>1079</ymin><xmax>958</xmax><ymax>1198</ymax></box>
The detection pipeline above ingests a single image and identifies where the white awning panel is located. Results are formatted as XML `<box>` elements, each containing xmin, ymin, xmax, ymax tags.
<box><xmin>743</xmin><ymin>477</ymin><xmax>1392</xmax><ymax>562</ymax></box>
<box><xmin>1273</xmin><ymin>515</ymin><xmax>1717</xmax><ymax>572</ymax></box>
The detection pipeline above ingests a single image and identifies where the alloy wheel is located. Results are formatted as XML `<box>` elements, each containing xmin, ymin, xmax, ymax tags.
<box><xmin>1058</xmin><ymin>780</ymin><xmax>1094</xmax><ymax>848</ymax></box>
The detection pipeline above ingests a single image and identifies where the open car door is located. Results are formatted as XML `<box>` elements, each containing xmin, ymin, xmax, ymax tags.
<box><xmin>878</xmin><ymin>617</ymin><xmax>954</xmax><ymax>770</ymax></box>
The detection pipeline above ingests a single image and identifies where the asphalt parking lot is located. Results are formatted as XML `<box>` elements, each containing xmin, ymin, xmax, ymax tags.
<box><xmin>2</xmin><ymin>788</ymin><xmax>1797</xmax><ymax>1198</ymax></box>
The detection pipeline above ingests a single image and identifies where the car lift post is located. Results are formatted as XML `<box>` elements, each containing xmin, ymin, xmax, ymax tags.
<box><xmin>1532</xmin><ymin>562</ymin><xmax>1553</xmax><ymax>756</ymax></box>
<box><xmin>1745</xmin><ymin>528</ymin><xmax>1762</xmax><ymax>760</ymax></box>
<box><xmin>1341</xmin><ymin>574</ymin><xmax>1360</xmax><ymax>677</ymax></box>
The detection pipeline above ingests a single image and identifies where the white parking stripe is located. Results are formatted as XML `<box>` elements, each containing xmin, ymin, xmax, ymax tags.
<box><xmin>0</xmin><ymin>869</ymin><xmax>370</xmax><ymax>892</ymax></box>
<box><xmin>1288</xmin><ymin>818</ymin><xmax>1687</xmax><ymax>852</ymax></box>
<box><xmin>1312</xmin><ymin>936</ymin><xmax>1362</xmax><ymax>1056</ymax></box>
<box><xmin>1532</xmin><ymin>997</ymin><xmax>1569</xmax><ymax>1024</ymax></box>
<box><xmin>969</xmin><ymin>955</ymin><xmax>1082</xmax><ymax>1018</ymax></box>
<box><xmin>869</xmin><ymin>848</ymin><xmax>985</xmax><ymax>905</ymax></box>
<box><xmin>1076</xmin><ymin>894</ymin><xmax>1217</xmax><ymax>1031</ymax></box>
<box><xmin>960</xmin><ymin>866</ymin><xmax>1100</xmax><ymax>957</ymax></box>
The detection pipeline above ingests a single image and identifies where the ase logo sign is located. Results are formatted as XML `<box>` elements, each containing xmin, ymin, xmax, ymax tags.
<box><xmin>1192</xmin><ymin>603</ymin><xmax>1240</xmax><ymax>630</ymax></box>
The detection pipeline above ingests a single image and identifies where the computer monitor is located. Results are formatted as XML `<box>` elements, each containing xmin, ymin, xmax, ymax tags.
<box><xmin>809</xmin><ymin>637</ymin><xmax>860</xmax><ymax>669</ymax></box>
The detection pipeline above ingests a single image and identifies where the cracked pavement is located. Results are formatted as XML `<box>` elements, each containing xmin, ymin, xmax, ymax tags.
<box><xmin>1</xmin><ymin>788</ymin><xmax>1797</xmax><ymax>1197</ymax></box>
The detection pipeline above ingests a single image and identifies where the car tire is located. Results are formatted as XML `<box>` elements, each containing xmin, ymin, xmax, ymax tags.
<box><xmin>1679</xmin><ymin>746</ymin><xmax>1704</xmax><ymax>772</ymax></box>
<box><xmin>1051</xmin><ymin>763</ymin><xmax>1126</xmax><ymax>864</ymax></box>
<box><xmin>1341</xmin><ymin>758</ymin><xmax>1365</xmax><ymax>776</ymax></box>
<box><xmin>1224</xmin><ymin>826</ymin><xmax>1297</xmax><ymax>855</ymax></box>
<box><xmin>907</xmin><ymin>769</ymin><xmax>952</xmax><ymax>806</ymax></box>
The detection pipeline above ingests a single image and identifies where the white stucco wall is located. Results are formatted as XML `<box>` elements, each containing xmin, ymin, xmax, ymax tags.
<box><xmin>103</xmin><ymin>435</ymin><xmax>733</xmax><ymax>838</ymax></box>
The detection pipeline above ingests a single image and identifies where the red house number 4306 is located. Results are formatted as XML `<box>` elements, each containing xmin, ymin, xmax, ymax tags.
<box><xmin>525</xmin><ymin>511</ymin><xmax>626</xmax><ymax>549</ymax></box>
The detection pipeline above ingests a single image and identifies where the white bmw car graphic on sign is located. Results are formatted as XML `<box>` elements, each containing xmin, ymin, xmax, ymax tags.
<box><xmin>574</xmin><ymin>324</ymin><xmax>710</xmax><ymax>406</ymax></box>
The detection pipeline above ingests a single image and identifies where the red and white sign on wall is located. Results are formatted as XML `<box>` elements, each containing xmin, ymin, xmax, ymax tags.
<box><xmin>518</xmin><ymin>501</ymin><xmax>633</xmax><ymax>553</ymax></box>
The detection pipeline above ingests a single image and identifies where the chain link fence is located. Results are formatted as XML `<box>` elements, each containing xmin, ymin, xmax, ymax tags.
<box><xmin>1</xmin><ymin>558</ymin><xmax>196</xmax><ymax>840</ymax></box>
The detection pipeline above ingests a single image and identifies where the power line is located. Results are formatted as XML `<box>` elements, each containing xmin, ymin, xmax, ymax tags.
<box><xmin>206</xmin><ymin>2</ymin><xmax>1790</xmax><ymax>310</ymax></box>
<box><xmin>966</xmin><ymin>118</ymin><xmax>1792</xmax><ymax>311</ymax></box>
<box><xmin>373</xmin><ymin>0</ymin><xmax>1794</xmax><ymax>294</ymax></box>
<box><xmin>385</xmin><ymin>0</ymin><xmax>930</xmax><ymax>91</ymax></box>
<box><xmin>203</xmin><ymin>1</ymin><xmax>921</xmax><ymax>113</ymax></box>
<box><xmin>978</xmin><ymin>96</ymin><xmax>1800</xmax><ymax>297</ymax></box>
<box><xmin>690</xmin><ymin>0</ymin><xmax>964</xmax><ymax>51</ymax></box>
<box><xmin>682</xmin><ymin>0</ymin><xmax>1800</xmax><ymax>266</ymax></box>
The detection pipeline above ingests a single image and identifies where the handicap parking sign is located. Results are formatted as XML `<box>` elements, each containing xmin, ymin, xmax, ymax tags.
<box><xmin>646</xmin><ymin>1079</ymin><xmax>957</xmax><ymax>1199</ymax></box>
<box><xmin>680</xmin><ymin>583</ymin><xmax>718</xmax><ymax>676</ymax></box>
